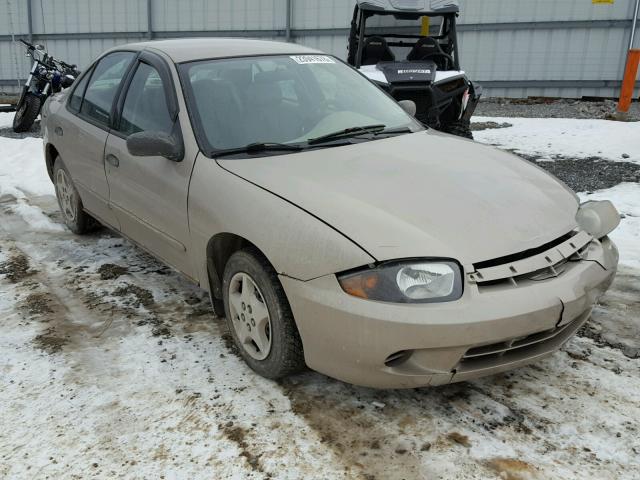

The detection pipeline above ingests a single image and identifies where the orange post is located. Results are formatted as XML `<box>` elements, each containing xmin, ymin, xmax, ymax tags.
<box><xmin>618</xmin><ymin>49</ymin><xmax>640</xmax><ymax>113</ymax></box>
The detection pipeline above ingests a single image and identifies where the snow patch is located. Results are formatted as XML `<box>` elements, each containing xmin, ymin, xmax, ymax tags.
<box><xmin>0</xmin><ymin>135</ymin><xmax>53</xmax><ymax>197</ymax></box>
<box><xmin>580</xmin><ymin>183</ymin><xmax>640</xmax><ymax>269</ymax></box>
<box><xmin>473</xmin><ymin>116</ymin><xmax>640</xmax><ymax>164</ymax></box>
<box><xmin>0</xmin><ymin>111</ymin><xmax>16</xmax><ymax>128</ymax></box>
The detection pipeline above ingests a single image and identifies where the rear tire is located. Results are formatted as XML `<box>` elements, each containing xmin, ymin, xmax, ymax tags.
<box><xmin>222</xmin><ymin>248</ymin><xmax>305</xmax><ymax>379</ymax></box>
<box><xmin>53</xmin><ymin>158</ymin><xmax>95</xmax><ymax>234</ymax></box>
<box><xmin>12</xmin><ymin>93</ymin><xmax>41</xmax><ymax>133</ymax></box>
<box><xmin>441</xmin><ymin>119</ymin><xmax>474</xmax><ymax>140</ymax></box>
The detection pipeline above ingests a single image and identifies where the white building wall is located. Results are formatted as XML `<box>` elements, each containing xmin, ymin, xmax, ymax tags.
<box><xmin>0</xmin><ymin>0</ymin><xmax>638</xmax><ymax>99</ymax></box>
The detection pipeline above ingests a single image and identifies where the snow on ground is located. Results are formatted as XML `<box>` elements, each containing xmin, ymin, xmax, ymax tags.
<box><xmin>0</xmin><ymin>111</ymin><xmax>16</xmax><ymax>128</ymax></box>
<box><xmin>0</xmin><ymin>114</ymin><xmax>639</xmax><ymax>479</ymax></box>
<box><xmin>474</xmin><ymin>116</ymin><xmax>640</xmax><ymax>164</ymax></box>
<box><xmin>580</xmin><ymin>184</ymin><xmax>640</xmax><ymax>270</ymax></box>
<box><xmin>0</xmin><ymin>133</ymin><xmax>62</xmax><ymax>233</ymax></box>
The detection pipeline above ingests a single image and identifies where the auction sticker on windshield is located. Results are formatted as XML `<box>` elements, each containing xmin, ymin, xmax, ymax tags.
<box><xmin>290</xmin><ymin>55</ymin><xmax>335</xmax><ymax>64</ymax></box>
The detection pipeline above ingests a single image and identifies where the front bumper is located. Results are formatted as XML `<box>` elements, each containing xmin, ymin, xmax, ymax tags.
<box><xmin>280</xmin><ymin>237</ymin><xmax>618</xmax><ymax>389</ymax></box>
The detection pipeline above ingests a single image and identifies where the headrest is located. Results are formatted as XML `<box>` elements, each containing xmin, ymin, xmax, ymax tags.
<box><xmin>247</xmin><ymin>72</ymin><xmax>284</xmax><ymax>106</ymax></box>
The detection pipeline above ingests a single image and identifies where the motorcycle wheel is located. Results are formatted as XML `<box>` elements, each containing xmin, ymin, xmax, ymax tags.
<box><xmin>12</xmin><ymin>93</ymin><xmax>41</xmax><ymax>133</ymax></box>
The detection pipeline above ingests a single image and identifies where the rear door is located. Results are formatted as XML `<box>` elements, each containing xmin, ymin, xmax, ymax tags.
<box><xmin>57</xmin><ymin>51</ymin><xmax>136</xmax><ymax>228</ymax></box>
<box><xmin>104</xmin><ymin>51</ymin><xmax>196</xmax><ymax>278</ymax></box>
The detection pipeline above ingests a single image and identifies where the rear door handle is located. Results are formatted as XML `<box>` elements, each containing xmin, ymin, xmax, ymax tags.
<box><xmin>105</xmin><ymin>154</ymin><xmax>120</xmax><ymax>167</ymax></box>
<box><xmin>54</xmin><ymin>126</ymin><xmax>63</xmax><ymax>136</ymax></box>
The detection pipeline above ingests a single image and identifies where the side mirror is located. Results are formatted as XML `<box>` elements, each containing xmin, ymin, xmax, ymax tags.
<box><xmin>398</xmin><ymin>100</ymin><xmax>417</xmax><ymax>117</ymax></box>
<box><xmin>126</xmin><ymin>131</ymin><xmax>183</xmax><ymax>162</ymax></box>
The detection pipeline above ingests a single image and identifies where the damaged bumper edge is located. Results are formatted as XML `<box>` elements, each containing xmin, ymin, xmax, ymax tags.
<box><xmin>280</xmin><ymin>237</ymin><xmax>618</xmax><ymax>389</ymax></box>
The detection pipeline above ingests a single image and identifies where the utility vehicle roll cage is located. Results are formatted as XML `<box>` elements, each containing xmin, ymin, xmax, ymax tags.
<box><xmin>347</xmin><ymin>2</ymin><xmax>461</xmax><ymax>70</ymax></box>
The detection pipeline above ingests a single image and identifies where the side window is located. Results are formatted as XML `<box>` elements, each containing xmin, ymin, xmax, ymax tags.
<box><xmin>68</xmin><ymin>67</ymin><xmax>92</xmax><ymax>112</ymax></box>
<box><xmin>119</xmin><ymin>62</ymin><xmax>174</xmax><ymax>136</ymax></box>
<box><xmin>80</xmin><ymin>52</ymin><xmax>135</xmax><ymax>127</ymax></box>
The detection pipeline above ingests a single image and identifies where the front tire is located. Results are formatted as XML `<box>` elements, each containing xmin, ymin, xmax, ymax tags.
<box><xmin>53</xmin><ymin>159</ymin><xmax>94</xmax><ymax>234</ymax></box>
<box><xmin>222</xmin><ymin>248</ymin><xmax>305</xmax><ymax>379</ymax></box>
<box><xmin>12</xmin><ymin>93</ymin><xmax>41</xmax><ymax>133</ymax></box>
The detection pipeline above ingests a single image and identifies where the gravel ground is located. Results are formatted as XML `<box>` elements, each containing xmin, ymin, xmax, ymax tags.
<box><xmin>476</xmin><ymin>98</ymin><xmax>640</xmax><ymax>122</ymax></box>
<box><xmin>516</xmin><ymin>155</ymin><xmax>640</xmax><ymax>193</ymax></box>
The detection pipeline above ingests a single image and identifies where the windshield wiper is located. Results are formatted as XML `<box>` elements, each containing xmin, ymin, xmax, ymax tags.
<box><xmin>307</xmin><ymin>124</ymin><xmax>386</xmax><ymax>145</ymax></box>
<box><xmin>213</xmin><ymin>142</ymin><xmax>303</xmax><ymax>158</ymax></box>
<box><xmin>373</xmin><ymin>126</ymin><xmax>414</xmax><ymax>136</ymax></box>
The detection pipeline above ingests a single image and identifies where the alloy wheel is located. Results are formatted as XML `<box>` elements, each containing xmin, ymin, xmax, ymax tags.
<box><xmin>228</xmin><ymin>272</ymin><xmax>272</xmax><ymax>360</ymax></box>
<box><xmin>55</xmin><ymin>168</ymin><xmax>77</xmax><ymax>223</ymax></box>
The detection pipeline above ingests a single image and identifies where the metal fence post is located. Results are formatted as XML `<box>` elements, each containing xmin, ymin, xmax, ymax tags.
<box><xmin>27</xmin><ymin>0</ymin><xmax>33</xmax><ymax>42</ymax></box>
<box><xmin>147</xmin><ymin>0</ymin><xmax>153</xmax><ymax>39</ymax></box>
<box><xmin>285</xmin><ymin>0</ymin><xmax>292</xmax><ymax>42</ymax></box>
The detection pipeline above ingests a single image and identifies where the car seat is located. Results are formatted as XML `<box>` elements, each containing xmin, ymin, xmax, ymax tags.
<box><xmin>245</xmin><ymin>71</ymin><xmax>302</xmax><ymax>144</ymax></box>
<box><xmin>406</xmin><ymin>37</ymin><xmax>450</xmax><ymax>68</ymax></box>
<box><xmin>191</xmin><ymin>78</ymin><xmax>244</xmax><ymax>149</ymax></box>
<box><xmin>361</xmin><ymin>36</ymin><xmax>395</xmax><ymax>65</ymax></box>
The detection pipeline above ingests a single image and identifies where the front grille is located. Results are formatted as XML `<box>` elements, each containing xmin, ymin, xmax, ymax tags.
<box><xmin>458</xmin><ymin>312</ymin><xmax>588</xmax><ymax>372</ymax></box>
<box><xmin>468</xmin><ymin>230</ymin><xmax>593</xmax><ymax>290</ymax></box>
<box><xmin>474</xmin><ymin>232</ymin><xmax>577</xmax><ymax>270</ymax></box>
<box><xmin>463</xmin><ymin>324</ymin><xmax>570</xmax><ymax>360</ymax></box>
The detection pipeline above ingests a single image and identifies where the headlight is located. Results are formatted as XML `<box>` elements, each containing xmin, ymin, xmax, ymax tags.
<box><xmin>576</xmin><ymin>200</ymin><xmax>620</xmax><ymax>239</ymax></box>
<box><xmin>337</xmin><ymin>260</ymin><xmax>463</xmax><ymax>303</ymax></box>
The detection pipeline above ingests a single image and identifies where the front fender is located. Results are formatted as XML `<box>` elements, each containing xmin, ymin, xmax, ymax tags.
<box><xmin>188</xmin><ymin>153</ymin><xmax>375</xmax><ymax>290</ymax></box>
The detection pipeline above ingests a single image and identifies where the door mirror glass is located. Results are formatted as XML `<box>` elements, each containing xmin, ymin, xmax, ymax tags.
<box><xmin>398</xmin><ymin>100</ymin><xmax>417</xmax><ymax>117</ymax></box>
<box><xmin>126</xmin><ymin>131</ymin><xmax>183</xmax><ymax>162</ymax></box>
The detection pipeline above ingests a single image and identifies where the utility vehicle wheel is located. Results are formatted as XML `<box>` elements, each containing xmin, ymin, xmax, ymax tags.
<box><xmin>442</xmin><ymin>120</ymin><xmax>473</xmax><ymax>140</ymax></box>
<box><xmin>12</xmin><ymin>93</ymin><xmax>41</xmax><ymax>133</ymax></box>
<box><xmin>53</xmin><ymin>159</ymin><xmax>94</xmax><ymax>234</ymax></box>
<box><xmin>222</xmin><ymin>248</ymin><xmax>305</xmax><ymax>379</ymax></box>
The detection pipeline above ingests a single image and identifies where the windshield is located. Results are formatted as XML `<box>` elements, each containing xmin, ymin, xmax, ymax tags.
<box><xmin>180</xmin><ymin>54</ymin><xmax>422</xmax><ymax>154</ymax></box>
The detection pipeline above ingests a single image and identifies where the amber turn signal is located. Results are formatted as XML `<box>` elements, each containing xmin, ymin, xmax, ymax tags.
<box><xmin>338</xmin><ymin>272</ymin><xmax>379</xmax><ymax>299</ymax></box>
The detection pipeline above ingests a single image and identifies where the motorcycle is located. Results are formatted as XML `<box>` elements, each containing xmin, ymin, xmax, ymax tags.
<box><xmin>12</xmin><ymin>39</ymin><xmax>80</xmax><ymax>133</ymax></box>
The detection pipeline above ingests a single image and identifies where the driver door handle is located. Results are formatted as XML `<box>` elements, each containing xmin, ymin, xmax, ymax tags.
<box><xmin>105</xmin><ymin>154</ymin><xmax>119</xmax><ymax>167</ymax></box>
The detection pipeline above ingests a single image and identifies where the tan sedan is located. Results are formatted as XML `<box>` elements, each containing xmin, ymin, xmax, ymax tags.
<box><xmin>41</xmin><ymin>39</ymin><xmax>620</xmax><ymax>388</ymax></box>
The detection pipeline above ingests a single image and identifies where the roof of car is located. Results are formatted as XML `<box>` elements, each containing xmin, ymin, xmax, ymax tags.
<box><xmin>356</xmin><ymin>0</ymin><xmax>459</xmax><ymax>14</ymax></box>
<box><xmin>120</xmin><ymin>38</ymin><xmax>322</xmax><ymax>63</ymax></box>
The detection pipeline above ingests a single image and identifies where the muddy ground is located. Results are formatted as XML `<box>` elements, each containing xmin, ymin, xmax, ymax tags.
<box><xmin>1</xmin><ymin>188</ymin><xmax>639</xmax><ymax>480</ymax></box>
<box><xmin>1</xmin><ymin>112</ymin><xmax>639</xmax><ymax>478</ymax></box>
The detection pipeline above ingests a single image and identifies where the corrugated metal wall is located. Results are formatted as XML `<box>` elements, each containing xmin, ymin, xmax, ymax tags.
<box><xmin>1</xmin><ymin>0</ymin><xmax>638</xmax><ymax>98</ymax></box>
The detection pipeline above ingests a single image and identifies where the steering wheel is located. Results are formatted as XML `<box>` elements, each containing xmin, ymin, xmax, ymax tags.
<box><xmin>419</xmin><ymin>52</ymin><xmax>454</xmax><ymax>70</ymax></box>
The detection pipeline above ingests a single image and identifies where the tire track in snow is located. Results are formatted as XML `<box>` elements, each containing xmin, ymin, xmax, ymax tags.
<box><xmin>0</xmin><ymin>195</ymin><xmax>347</xmax><ymax>479</ymax></box>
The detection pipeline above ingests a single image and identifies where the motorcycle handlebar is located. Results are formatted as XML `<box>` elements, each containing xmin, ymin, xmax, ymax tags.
<box><xmin>18</xmin><ymin>38</ymin><xmax>34</xmax><ymax>49</ymax></box>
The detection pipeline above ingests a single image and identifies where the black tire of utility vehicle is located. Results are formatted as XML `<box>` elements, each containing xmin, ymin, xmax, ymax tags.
<box><xmin>222</xmin><ymin>248</ymin><xmax>305</xmax><ymax>379</ymax></box>
<box><xmin>441</xmin><ymin>119</ymin><xmax>473</xmax><ymax>140</ymax></box>
<box><xmin>12</xmin><ymin>93</ymin><xmax>41</xmax><ymax>133</ymax></box>
<box><xmin>53</xmin><ymin>158</ymin><xmax>95</xmax><ymax>234</ymax></box>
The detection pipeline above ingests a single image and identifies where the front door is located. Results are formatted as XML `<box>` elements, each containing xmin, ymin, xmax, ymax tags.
<box><xmin>104</xmin><ymin>57</ymin><xmax>195</xmax><ymax>277</ymax></box>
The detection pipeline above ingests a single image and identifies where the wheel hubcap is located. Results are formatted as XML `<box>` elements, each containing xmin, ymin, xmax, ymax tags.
<box><xmin>228</xmin><ymin>272</ymin><xmax>272</xmax><ymax>360</ymax></box>
<box><xmin>55</xmin><ymin>169</ymin><xmax>77</xmax><ymax>222</ymax></box>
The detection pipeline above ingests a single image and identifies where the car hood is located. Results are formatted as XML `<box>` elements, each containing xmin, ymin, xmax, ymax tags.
<box><xmin>218</xmin><ymin>131</ymin><xmax>579</xmax><ymax>267</ymax></box>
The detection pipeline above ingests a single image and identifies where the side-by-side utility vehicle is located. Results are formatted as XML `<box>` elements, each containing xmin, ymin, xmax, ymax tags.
<box><xmin>348</xmin><ymin>0</ymin><xmax>481</xmax><ymax>138</ymax></box>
